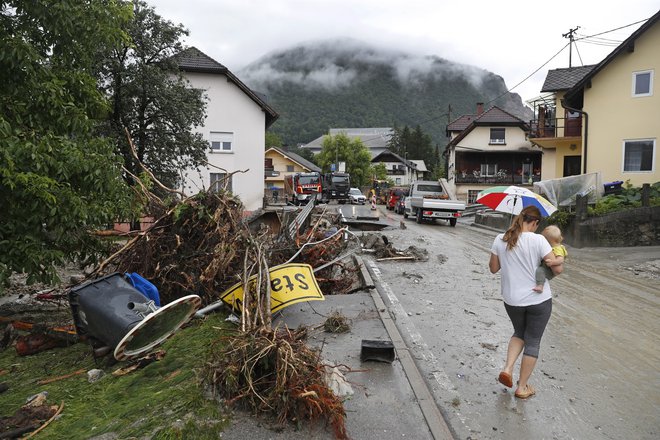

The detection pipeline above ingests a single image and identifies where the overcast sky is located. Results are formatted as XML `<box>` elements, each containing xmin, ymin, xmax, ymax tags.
<box><xmin>148</xmin><ymin>0</ymin><xmax>658</xmax><ymax>103</ymax></box>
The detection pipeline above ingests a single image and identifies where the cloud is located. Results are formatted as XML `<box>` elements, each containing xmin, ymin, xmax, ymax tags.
<box><xmin>239</xmin><ymin>38</ymin><xmax>490</xmax><ymax>91</ymax></box>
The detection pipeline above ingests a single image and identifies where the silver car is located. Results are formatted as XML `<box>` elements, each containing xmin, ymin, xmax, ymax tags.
<box><xmin>348</xmin><ymin>188</ymin><xmax>366</xmax><ymax>205</ymax></box>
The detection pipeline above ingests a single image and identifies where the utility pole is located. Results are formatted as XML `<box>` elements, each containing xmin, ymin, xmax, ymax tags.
<box><xmin>562</xmin><ymin>26</ymin><xmax>580</xmax><ymax>68</ymax></box>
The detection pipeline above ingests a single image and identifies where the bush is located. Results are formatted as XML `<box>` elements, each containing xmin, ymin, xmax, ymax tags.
<box><xmin>546</xmin><ymin>210</ymin><xmax>574</xmax><ymax>229</ymax></box>
<box><xmin>588</xmin><ymin>181</ymin><xmax>660</xmax><ymax>216</ymax></box>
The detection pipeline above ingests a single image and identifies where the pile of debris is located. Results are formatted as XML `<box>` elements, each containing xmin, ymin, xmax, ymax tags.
<box><xmin>359</xmin><ymin>233</ymin><xmax>429</xmax><ymax>262</ymax></box>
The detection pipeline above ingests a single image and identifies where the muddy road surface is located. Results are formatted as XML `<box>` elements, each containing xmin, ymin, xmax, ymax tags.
<box><xmin>365</xmin><ymin>207</ymin><xmax>659</xmax><ymax>440</ymax></box>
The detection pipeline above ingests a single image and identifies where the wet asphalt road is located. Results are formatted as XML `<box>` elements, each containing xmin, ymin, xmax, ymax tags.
<box><xmin>339</xmin><ymin>203</ymin><xmax>659</xmax><ymax>440</ymax></box>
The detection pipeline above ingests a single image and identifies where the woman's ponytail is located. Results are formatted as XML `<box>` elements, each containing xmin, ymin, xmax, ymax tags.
<box><xmin>502</xmin><ymin>206</ymin><xmax>541</xmax><ymax>250</ymax></box>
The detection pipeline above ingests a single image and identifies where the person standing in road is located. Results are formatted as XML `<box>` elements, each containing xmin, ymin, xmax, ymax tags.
<box><xmin>488</xmin><ymin>206</ymin><xmax>554</xmax><ymax>399</ymax></box>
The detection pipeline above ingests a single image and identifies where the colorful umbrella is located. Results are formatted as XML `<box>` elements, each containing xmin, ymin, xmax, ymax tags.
<box><xmin>476</xmin><ymin>185</ymin><xmax>557</xmax><ymax>217</ymax></box>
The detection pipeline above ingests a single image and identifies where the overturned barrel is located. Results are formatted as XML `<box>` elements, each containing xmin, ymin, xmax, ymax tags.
<box><xmin>69</xmin><ymin>273</ymin><xmax>200</xmax><ymax>361</ymax></box>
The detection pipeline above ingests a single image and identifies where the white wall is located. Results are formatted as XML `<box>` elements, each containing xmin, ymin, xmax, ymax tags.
<box><xmin>181</xmin><ymin>72</ymin><xmax>266</xmax><ymax>212</ymax></box>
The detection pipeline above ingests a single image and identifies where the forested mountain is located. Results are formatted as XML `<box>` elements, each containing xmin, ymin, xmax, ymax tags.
<box><xmin>240</xmin><ymin>38</ymin><xmax>533</xmax><ymax>147</ymax></box>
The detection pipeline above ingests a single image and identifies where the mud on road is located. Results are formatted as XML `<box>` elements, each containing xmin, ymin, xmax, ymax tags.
<box><xmin>368</xmin><ymin>210</ymin><xmax>659</xmax><ymax>440</ymax></box>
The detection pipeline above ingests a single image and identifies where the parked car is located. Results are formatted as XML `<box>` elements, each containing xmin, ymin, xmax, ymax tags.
<box><xmin>394</xmin><ymin>196</ymin><xmax>406</xmax><ymax>214</ymax></box>
<box><xmin>348</xmin><ymin>188</ymin><xmax>366</xmax><ymax>205</ymax></box>
<box><xmin>387</xmin><ymin>187</ymin><xmax>409</xmax><ymax>210</ymax></box>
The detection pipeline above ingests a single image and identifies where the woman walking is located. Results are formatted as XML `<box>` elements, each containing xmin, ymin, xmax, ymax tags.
<box><xmin>489</xmin><ymin>206</ymin><xmax>554</xmax><ymax>399</ymax></box>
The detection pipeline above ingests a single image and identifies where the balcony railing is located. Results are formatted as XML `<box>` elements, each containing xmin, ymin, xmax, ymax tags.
<box><xmin>387</xmin><ymin>169</ymin><xmax>405</xmax><ymax>175</ymax></box>
<box><xmin>528</xmin><ymin>117</ymin><xmax>582</xmax><ymax>138</ymax></box>
<box><xmin>455</xmin><ymin>174</ymin><xmax>541</xmax><ymax>185</ymax></box>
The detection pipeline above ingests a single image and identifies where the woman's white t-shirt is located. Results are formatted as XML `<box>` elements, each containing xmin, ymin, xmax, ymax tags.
<box><xmin>491</xmin><ymin>232</ymin><xmax>553</xmax><ymax>306</ymax></box>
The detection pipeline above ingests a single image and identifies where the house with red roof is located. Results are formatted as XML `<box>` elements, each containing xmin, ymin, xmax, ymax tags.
<box><xmin>444</xmin><ymin>104</ymin><xmax>542</xmax><ymax>204</ymax></box>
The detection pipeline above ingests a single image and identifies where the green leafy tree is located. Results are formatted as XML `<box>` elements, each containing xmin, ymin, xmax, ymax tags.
<box><xmin>265</xmin><ymin>131</ymin><xmax>283</xmax><ymax>148</ymax></box>
<box><xmin>317</xmin><ymin>133</ymin><xmax>372</xmax><ymax>187</ymax></box>
<box><xmin>0</xmin><ymin>0</ymin><xmax>134</xmax><ymax>287</ymax></box>
<box><xmin>98</xmin><ymin>0</ymin><xmax>207</xmax><ymax>190</ymax></box>
<box><xmin>389</xmin><ymin>124</ymin><xmax>443</xmax><ymax>178</ymax></box>
<box><xmin>371</xmin><ymin>163</ymin><xmax>389</xmax><ymax>181</ymax></box>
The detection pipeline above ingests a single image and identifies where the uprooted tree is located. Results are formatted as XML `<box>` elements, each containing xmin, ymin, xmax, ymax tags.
<box><xmin>94</xmin><ymin>150</ymin><xmax>349</xmax><ymax>438</ymax></box>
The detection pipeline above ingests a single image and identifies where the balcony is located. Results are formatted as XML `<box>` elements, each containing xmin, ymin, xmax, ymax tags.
<box><xmin>528</xmin><ymin>117</ymin><xmax>582</xmax><ymax>139</ymax></box>
<box><xmin>387</xmin><ymin>169</ymin><xmax>405</xmax><ymax>175</ymax></box>
<box><xmin>455</xmin><ymin>172</ymin><xmax>541</xmax><ymax>185</ymax></box>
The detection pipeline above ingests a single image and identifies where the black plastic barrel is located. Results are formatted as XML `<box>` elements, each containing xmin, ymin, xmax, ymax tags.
<box><xmin>68</xmin><ymin>273</ymin><xmax>149</xmax><ymax>349</ymax></box>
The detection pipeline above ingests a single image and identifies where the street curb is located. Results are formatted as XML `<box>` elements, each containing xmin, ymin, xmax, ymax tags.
<box><xmin>365</xmin><ymin>261</ymin><xmax>455</xmax><ymax>440</ymax></box>
<box><xmin>353</xmin><ymin>255</ymin><xmax>375</xmax><ymax>290</ymax></box>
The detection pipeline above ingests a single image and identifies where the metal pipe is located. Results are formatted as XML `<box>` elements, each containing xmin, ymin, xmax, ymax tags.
<box><xmin>560</xmin><ymin>99</ymin><xmax>588</xmax><ymax>174</ymax></box>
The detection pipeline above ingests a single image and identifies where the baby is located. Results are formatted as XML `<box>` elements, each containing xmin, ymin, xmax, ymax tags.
<box><xmin>533</xmin><ymin>225</ymin><xmax>567</xmax><ymax>292</ymax></box>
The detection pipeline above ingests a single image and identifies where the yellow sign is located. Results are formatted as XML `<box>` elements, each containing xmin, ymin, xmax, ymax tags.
<box><xmin>220</xmin><ymin>263</ymin><xmax>324</xmax><ymax>314</ymax></box>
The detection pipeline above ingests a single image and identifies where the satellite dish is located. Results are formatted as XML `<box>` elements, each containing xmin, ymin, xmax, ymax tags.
<box><xmin>113</xmin><ymin>294</ymin><xmax>200</xmax><ymax>361</ymax></box>
<box><xmin>69</xmin><ymin>273</ymin><xmax>201</xmax><ymax>361</ymax></box>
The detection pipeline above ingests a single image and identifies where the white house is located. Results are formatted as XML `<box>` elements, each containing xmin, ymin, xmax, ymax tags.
<box><xmin>371</xmin><ymin>149</ymin><xmax>426</xmax><ymax>185</ymax></box>
<box><xmin>176</xmin><ymin>47</ymin><xmax>278</xmax><ymax>212</ymax></box>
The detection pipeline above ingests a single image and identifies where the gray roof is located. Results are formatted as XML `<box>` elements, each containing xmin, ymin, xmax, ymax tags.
<box><xmin>268</xmin><ymin>147</ymin><xmax>321</xmax><ymax>172</ymax></box>
<box><xmin>304</xmin><ymin>127</ymin><xmax>393</xmax><ymax>151</ymax></box>
<box><xmin>371</xmin><ymin>149</ymin><xmax>418</xmax><ymax>169</ymax></box>
<box><xmin>409</xmin><ymin>160</ymin><xmax>428</xmax><ymax>172</ymax></box>
<box><xmin>174</xmin><ymin>47</ymin><xmax>278</xmax><ymax>128</ymax></box>
<box><xmin>540</xmin><ymin>65</ymin><xmax>596</xmax><ymax>92</ymax></box>
<box><xmin>175</xmin><ymin>47</ymin><xmax>227</xmax><ymax>73</ymax></box>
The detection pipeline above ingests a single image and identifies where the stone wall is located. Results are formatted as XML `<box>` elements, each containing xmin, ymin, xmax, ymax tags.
<box><xmin>474</xmin><ymin>206</ymin><xmax>660</xmax><ymax>248</ymax></box>
<box><xmin>568</xmin><ymin>206</ymin><xmax>660</xmax><ymax>248</ymax></box>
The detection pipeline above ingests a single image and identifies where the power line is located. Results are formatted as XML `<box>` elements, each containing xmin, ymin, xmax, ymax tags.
<box><xmin>483</xmin><ymin>15</ymin><xmax>650</xmax><ymax>107</ymax></box>
<box><xmin>574</xmin><ymin>18</ymin><xmax>648</xmax><ymax>41</ymax></box>
<box><xmin>483</xmin><ymin>42</ymin><xmax>570</xmax><ymax>107</ymax></box>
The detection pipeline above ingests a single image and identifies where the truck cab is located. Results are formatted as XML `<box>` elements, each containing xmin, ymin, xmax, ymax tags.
<box><xmin>322</xmin><ymin>172</ymin><xmax>350</xmax><ymax>204</ymax></box>
<box><xmin>404</xmin><ymin>180</ymin><xmax>465</xmax><ymax>226</ymax></box>
<box><xmin>284</xmin><ymin>172</ymin><xmax>322</xmax><ymax>205</ymax></box>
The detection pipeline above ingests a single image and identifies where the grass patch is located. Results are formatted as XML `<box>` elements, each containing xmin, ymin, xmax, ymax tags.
<box><xmin>0</xmin><ymin>313</ymin><xmax>233</xmax><ymax>438</ymax></box>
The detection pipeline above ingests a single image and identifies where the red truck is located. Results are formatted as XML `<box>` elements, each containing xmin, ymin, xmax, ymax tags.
<box><xmin>284</xmin><ymin>172</ymin><xmax>322</xmax><ymax>205</ymax></box>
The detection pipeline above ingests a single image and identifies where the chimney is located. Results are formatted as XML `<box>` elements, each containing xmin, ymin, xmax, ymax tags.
<box><xmin>476</xmin><ymin>102</ymin><xmax>484</xmax><ymax>115</ymax></box>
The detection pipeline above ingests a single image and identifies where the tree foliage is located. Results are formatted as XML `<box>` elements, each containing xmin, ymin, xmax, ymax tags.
<box><xmin>98</xmin><ymin>0</ymin><xmax>208</xmax><ymax>190</ymax></box>
<box><xmin>388</xmin><ymin>124</ymin><xmax>443</xmax><ymax>179</ymax></box>
<box><xmin>317</xmin><ymin>134</ymin><xmax>372</xmax><ymax>187</ymax></box>
<box><xmin>371</xmin><ymin>163</ymin><xmax>390</xmax><ymax>182</ymax></box>
<box><xmin>265</xmin><ymin>131</ymin><xmax>283</xmax><ymax>148</ymax></box>
<box><xmin>0</xmin><ymin>0</ymin><xmax>133</xmax><ymax>286</ymax></box>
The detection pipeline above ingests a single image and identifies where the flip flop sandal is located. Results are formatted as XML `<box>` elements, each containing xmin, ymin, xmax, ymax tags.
<box><xmin>515</xmin><ymin>384</ymin><xmax>536</xmax><ymax>399</ymax></box>
<box><xmin>498</xmin><ymin>371</ymin><xmax>513</xmax><ymax>388</ymax></box>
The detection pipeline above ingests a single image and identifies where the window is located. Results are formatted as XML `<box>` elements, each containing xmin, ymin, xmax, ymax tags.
<box><xmin>468</xmin><ymin>190</ymin><xmax>480</xmax><ymax>204</ymax></box>
<box><xmin>210</xmin><ymin>172</ymin><xmax>233</xmax><ymax>192</ymax></box>
<box><xmin>395</xmin><ymin>178</ymin><xmax>401</xmax><ymax>184</ymax></box>
<box><xmin>632</xmin><ymin>70</ymin><xmax>653</xmax><ymax>97</ymax></box>
<box><xmin>623</xmin><ymin>139</ymin><xmax>655</xmax><ymax>172</ymax></box>
<box><xmin>480</xmin><ymin>163</ymin><xmax>497</xmax><ymax>176</ymax></box>
<box><xmin>286</xmin><ymin>165</ymin><xmax>294</xmax><ymax>172</ymax></box>
<box><xmin>209</xmin><ymin>131</ymin><xmax>233</xmax><ymax>152</ymax></box>
<box><xmin>490</xmin><ymin>128</ymin><xmax>505</xmax><ymax>144</ymax></box>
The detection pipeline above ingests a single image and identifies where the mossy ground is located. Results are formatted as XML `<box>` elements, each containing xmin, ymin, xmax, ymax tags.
<box><xmin>0</xmin><ymin>313</ymin><xmax>233</xmax><ymax>439</ymax></box>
